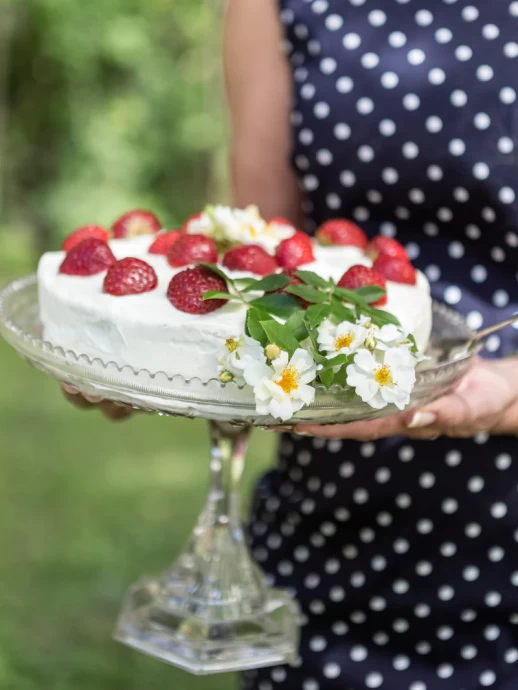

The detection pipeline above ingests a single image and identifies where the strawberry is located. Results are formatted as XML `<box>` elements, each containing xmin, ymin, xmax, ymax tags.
<box><xmin>59</xmin><ymin>238</ymin><xmax>116</xmax><ymax>276</ymax></box>
<box><xmin>338</xmin><ymin>265</ymin><xmax>387</xmax><ymax>306</ymax></box>
<box><xmin>269</xmin><ymin>217</ymin><xmax>295</xmax><ymax>228</ymax></box>
<box><xmin>167</xmin><ymin>234</ymin><xmax>218</xmax><ymax>267</ymax></box>
<box><xmin>222</xmin><ymin>244</ymin><xmax>278</xmax><ymax>276</ymax></box>
<box><xmin>103</xmin><ymin>258</ymin><xmax>158</xmax><ymax>296</ymax></box>
<box><xmin>373</xmin><ymin>254</ymin><xmax>417</xmax><ymax>285</ymax></box>
<box><xmin>316</xmin><ymin>219</ymin><xmax>368</xmax><ymax>249</ymax></box>
<box><xmin>276</xmin><ymin>231</ymin><xmax>315</xmax><ymax>269</ymax></box>
<box><xmin>181</xmin><ymin>211</ymin><xmax>203</xmax><ymax>233</ymax></box>
<box><xmin>366</xmin><ymin>236</ymin><xmax>409</xmax><ymax>262</ymax></box>
<box><xmin>148</xmin><ymin>230</ymin><xmax>183</xmax><ymax>255</ymax></box>
<box><xmin>112</xmin><ymin>210</ymin><xmax>162</xmax><ymax>238</ymax></box>
<box><xmin>62</xmin><ymin>225</ymin><xmax>110</xmax><ymax>252</ymax></box>
<box><xmin>167</xmin><ymin>266</ymin><xmax>228</xmax><ymax>314</ymax></box>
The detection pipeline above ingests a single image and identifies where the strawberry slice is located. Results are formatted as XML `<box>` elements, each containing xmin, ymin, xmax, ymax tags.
<box><xmin>62</xmin><ymin>225</ymin><xmax>110</xmax><ymax>252</ymax></box>
<box><xmin>167</xmin><ymin>266</ymin><xmax>228</xmax><ymax>314</ymax></box>
<box><xmin>316</xmin><ymin>219</ymin><xmax>368</xmax><ymax>248</ymax></box>
<box><xmin>366</xmin><ymin>236</ymin><xmax>409</xmax><ymax>262</ymax></box>
<box><xmin>338</xmin><ymin>264</ymin><xmax>387</xmax><ymax>306</ymax></box>
<box><xmin>167</xmin><ymin>234</ymin><xmax>218</xmax><ymax>267</ymax></box>
<box><xmin>112</xmin><ymin>210</ymin><xmax>161</xmax><ymax>238</ymax></box>
<box><xmin>222</xmin><ymin>245</ymin><xmax>278</xmax><ymax>276</ymax></box>
<box><xmin>148</xmin><ymin>231</ymin><xmax>183</xmax><ymax>255</ymax></box>
<box><xmin>59</xmin><ymin>238</ymin><xmax>116</xmax><ymax>276</ymax></box>
<box><xmin>103</xmin><ymin>258</ymin><xmax>158</xmax><ymax>296</ymax></box>
<box><xmin>276</xmin><ymin>231</ymin><xmax>315</xmax><ymax>269</ymax></box>
<box><xmin>373</xmin><ymin>255</ymin><xmax>417</xmax><ymax>285</ymax></box>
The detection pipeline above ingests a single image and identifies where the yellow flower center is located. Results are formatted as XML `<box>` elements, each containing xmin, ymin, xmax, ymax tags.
<box><xmin>335</xmin><ymin>333</ymin><xmax>354</xmax><ymax>350</ymax></box>
<box><xmin>225</xmin><ymin>338</ymin><xmax>239</xmax><ymax>352</ymax></box>
<box><xmin>276</xmin><ymin>366</ymin><xmax>299</xmax><ymax>394</ymax></box>
<box><xmin>245</xmin><ymin>224</ymin><xmax>257</xmax><ymax>239</ymax></box>
<box><xmin>374</xmin><ymin>364</ymin><xmax>394</xmax><ymax>387</ymax></box>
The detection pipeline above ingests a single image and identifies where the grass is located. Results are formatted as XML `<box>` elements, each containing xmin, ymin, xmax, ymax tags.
<box><xmin>0</xmin><ymin>249</ymin><xmax>277</xmax><ymax>690</ymax></box>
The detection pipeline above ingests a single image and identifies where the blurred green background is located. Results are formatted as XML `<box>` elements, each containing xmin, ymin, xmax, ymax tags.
<box><xmin>0</xmin><ymin>2</ymin><xmax>277</xmax><ymax>688</ymax></box>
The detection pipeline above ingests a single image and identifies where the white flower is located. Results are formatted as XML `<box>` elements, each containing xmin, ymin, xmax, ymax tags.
<box><xmin>243</xmin><ymin>348</ymin><xmax>318</xmax><ymax>421</ymax></box>
<box><xmin>317</xmin><ymin>318</ymin><xmax>369</xmax><ymax>358</ymax></box>
<box><xmin>219</xmin><ymin>335</ymin><xmax>266</xmax><ymax>380</ymax></box>
<box><xmin>346</xmin><ymin>346</ymin><xmax>417</xmax><ymax>411</ymax></box>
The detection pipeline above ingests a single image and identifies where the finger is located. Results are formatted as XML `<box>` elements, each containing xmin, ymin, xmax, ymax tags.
<box><xmin>100</xmin><ymin>401</ymin><xmax>134</xmax><ymax>421</ymax></box>
<box><xmin>296</xmin><ymin>413</ymin><xmax>408</xmax><ymax>441</ymax></box>
<box><xmin>62</xmin><ymin>390</ymin><xmax>98</xmax><ymax>410</ymax></box>
<box><xmin>407</xmin><ymin>391</ymin><xmax>472</xmax><ymax>434</ymax></box>
<box><xmin>61</xmin><ymin>383</ymin><xmax>79</xmax><ymax>395</ymax></box>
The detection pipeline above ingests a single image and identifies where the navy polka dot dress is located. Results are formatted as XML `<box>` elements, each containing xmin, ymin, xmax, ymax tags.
<box><xmin>242</xmin><ymin>2</ymin><xmax>518</xmax><ymax>689</ymax></box>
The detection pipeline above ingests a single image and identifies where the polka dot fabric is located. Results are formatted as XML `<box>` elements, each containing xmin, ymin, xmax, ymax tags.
<box><xmin>242</xmin><ymin>2</ymin><xmax>518</xmax><ymax>689</ymax></box>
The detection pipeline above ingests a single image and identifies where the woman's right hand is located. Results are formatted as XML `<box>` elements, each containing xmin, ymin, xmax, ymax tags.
<box><xmin>60</xmin><ymin>383</ymin><xmax>135</xmax><ymax>421</ymax></box>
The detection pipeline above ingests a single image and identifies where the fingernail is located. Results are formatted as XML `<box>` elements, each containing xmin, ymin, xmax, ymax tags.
<box><xmin>294</xmin><ymin>429</ymin><xmax>311</xmax><ymax>436</ymax></box>
<box><xmin>61</xmin><ymin>383</ymin><xmax>79</xmax><ymax>395</ymax></box>
<box><xmin>408</xmin><ymin>411</ymin><xmax>437</xmax><ymax>429</ymax></box>
<box><xmin>83</xmin><ymin>394</ymin><xmax>102</xmax><ymax>403</ymax></box>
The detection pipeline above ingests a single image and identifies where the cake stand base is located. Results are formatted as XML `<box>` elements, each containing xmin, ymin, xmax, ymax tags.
<box><xmin>114</xmin><ymin>576</ymin><xmax>299</xmax><ymax>674</ymax></box>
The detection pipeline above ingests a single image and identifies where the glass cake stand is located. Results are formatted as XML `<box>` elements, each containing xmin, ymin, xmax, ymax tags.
<box><xmin>0</xmin><ymin>275</ymin><xmax>481</xmax><ymax>675</ymax></box>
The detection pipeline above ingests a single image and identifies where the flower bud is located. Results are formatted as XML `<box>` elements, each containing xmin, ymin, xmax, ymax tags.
<box><xmin>265</xmin><ymin>343</ymin><xmax>281</xmax><ymax>361</ymax></box>
<box><xmin>365</xmin><ymin>336</ymin><xmax>377</xmax><ymax>352</ymax></box>
<box><xmin>219</xmin><ymin>370</ymin><xmax>234</xmax><ymax>383</ymax></box>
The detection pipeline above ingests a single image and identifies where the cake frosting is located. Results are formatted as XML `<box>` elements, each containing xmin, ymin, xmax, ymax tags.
<box><xmin>38</xmin><ymin>235</ymin><xmax>432</xmax><ymax>381</ymax></box>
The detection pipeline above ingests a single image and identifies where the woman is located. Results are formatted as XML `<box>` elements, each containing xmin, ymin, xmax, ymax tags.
<box><xmin>225</xmin><ymin>1</ymin><xmax>518</xmax><ymax>689</ymax></box>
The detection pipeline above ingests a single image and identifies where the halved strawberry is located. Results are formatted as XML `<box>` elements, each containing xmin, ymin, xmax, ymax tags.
<box><xmin>373</xmin><ymin>255</ymin><xmax>417</xmax><ymax>285</ymax></box>
<box><xmin>276</xmin><ymin>232</ymin><xmax>315</xmax><ymax>269</ymax></box>
<box><xmin>103</xmin><ymin>258</ymin><xmax>158</xmax><ymax>296</ymax></box>
<box><xmin>366</xmin><ymin>236</ymin><xmax>409</xmax><ymax>262</ymax></box>
<box><xmin>62</xmin><ymin>225</ymin><xmax>110</xmax><ymax>253</ymax></box>
<box><xmin>148</xmin><ymin>231</ymin><xmax>183</xmax><ymax>255</ymax></box>
<box><xmin>222</xmin><ymin>244</ymin><xmax>278</xmax><ymax>276</ymax></box>
<box><xmin>112</xmin><ymin>210</ymin><xmax>162</xmax><ymax>238</ymax></box>
<box><xmin>316</xmin><ymin>219</ymin><xmax>368</xmax><ymax>248</ymax></box>
<box><xmin>167</xmin><ymin>234</ymin><xmax>218</xmax><ymax>267</ymax></box>
<box><xmin>338</xmin><ymin>264</ymin><xmax>387</xmax><ymax>306</ymax></box>
<box><xmin>167</xmin><ymin>266</ymin><xmax>228</xmax><ymax>314</ymax></box>
<box><xmin>181</xmin><ymin>212</ymin><xmax>203</xmax><ymax>233</ymax></box>
<box><xmin>59</xmin><ymin>238</ymin><xmax>116</xmax><ymax>276</ymax></box>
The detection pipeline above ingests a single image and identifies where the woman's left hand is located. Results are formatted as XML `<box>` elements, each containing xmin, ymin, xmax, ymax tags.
<box><xmin>295</xmin><ymin>357</ymin><xmax>518</xmax><ymax>441</ymax></box>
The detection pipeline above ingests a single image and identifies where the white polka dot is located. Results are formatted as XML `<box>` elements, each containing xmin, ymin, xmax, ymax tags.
<box><xmin>371</xmin><ymin>555</ymin><xmax>387</xmax><ymax>571</ymax></box>
<box><xmin>505</xmin><ymin>649</ymin><xmax>518</xmax><ymax>663</ymax></box>
<box><xmin>316</xmin><ymin>149</ymin><xmax>333</xmax><ymax>165</ymax></box>
<box><xmin>311</xmin><ymin>0</ymin><xmax>328</xmax><ymax>13</ymax></box>
<box><xmin>361</xmin><ymin>52</ymin><xmax>380</xmax><ymax>69</ymax></box>
<box><xmin>482</xmin><ymin>23</ymin><xmax>500</xmax><ymax>39</ymax></box>
<box><xmin>303</xmin><ymin>681</ymin><xmax>318</xmax><ymax>690</ymax></box>
<box><xmin>323</xmin><ymin>663</ymin><xmax>341</xmax><ymax>679</ymax></box>
<box><xmin>504</xmin><ymin>41</ymin><xmax>518</xmax><ymax>58</ymax></box>
<box><xmin>419</xmin><ymin>472</ymin><xmax>436</xmax><ymax>489</ymax></box>
<box><xmin>326</xmin><ymin>193</ymin><xmax>341</xmax><ymax>210</ymax></box>
<box><xmin>448</xmin><ymin>241</ymin><xmax>465</xmax><ymax>258</ymax></box>
<box><xmin>426</xmin><ymin>115</ymin><xmax>443</xmax><ymax>133</ymax></box>
<box><xmin>416</xmin><ymin>9</ymin><xmax>433</xmax><ymax>25</ymax></box>
<box><xmin>456</xmin><ymin>45</ymin><xmax>473</xmax><ymax>61</ymax></box>
<box><xmin>334</xmin><ymin>123</ymin><xmax>351</xmax><ymax>140</ymax></box>
<box><xmin>389</xmin><ymin>31</ymin><xmax>407</xmax><ymax>48</ymax></box>
<box><xmin>272</xmin><ymin>667</ymin><xmax>287</xmax><ymax>682</ymax></box>
<box><xmin>381</xmin><ymin>71</ymin><xmax>399</xmax><ymax>89</ymax></box>
<box><xmin>395</xmin><ymin>206</ymin><xmax>410</xmax><ymax>220</ymax></box>
<box><xmin>410</xmin><ymin>684</ymin><xmax>427</xmax><ymax>690</ymax></box>
<box><xmin>463</xmin><ymin>565</ymin><xmax>480</xmax><ymax>581</ymax></box>
<box><xmin>408</xmin><ymin>49</ymin><xmax>426</xmax><ymax>65</ymax></box>
<box><xmin>301</xmin><ymin>84</ymin><xmax>316</xmax><ymax>100</ymax></box>
<box><xmin>491</xmin><ymin>502</ymin><xmax>508</xmax><ymax>519</ymax></box>
<box><xmin>450</xmin><ymin>89</ymin><xmax>468</xmax><ymax>107</ymax></box>
<box><xmin>486</xmin><ymin>591</ymin><xmax>502</xmax><ymax>607</ymax></box>
<box><xmin>360</xmin><ymin>442</ymin><xmax>375</xmax><ymax>458</ymax></box>
<box><xmin>425</xmin><ymin>265</ymin><xmax>441</xmax><ymax>281</ymax></box>
<box><xmin>438</xmin><ymin>585</ymin><xmax>455</xmax><ymax>601</ymax></box>
<box><xmin>343</xmin><ymin>33</ymin><xmax>362</xmax><ymax>50</ymax></box>
<box><xmin>393</xmin><ymin>579</ymin><xmax>410</xmax><ymax>594</ymax></box>
<box><xmin>339</xmin><ymin>461</ymin><xmax>355</xmax><ymax>478</ymax></box>
<box><xmin>437</xmin><ymin>663</ymin><xmax>454</xmax><ymax>679</ymax></box>
<box><xmin>309</xmin><ymin>635</ymin><xmax>327</xmax><ymax>652</ymax></box>
<box><xmin>393</xmin><ymin>619</ymin><xmax>409</xmax><ymax>633</ymax></box>
<box><xmin>295</xmin><ymin>67</ymin><xmax>309</xmax><ymax>83</ymax></box>
<box><xmin>299</xmin><ymin>129</ymin><xmax>314</xmax><ymax>146</ymax></box>
<box><xmin>343</xmin><ymin>544</ymin><xmax>358</xmax><ymax>559</ymax></box>
<box><xmin>429</xmin><ymin>68</ymin><xmax>446</xmax><ymax>85</ymax></box>
<box><xmin>380</xmin><ymin>221</ymin><xmax>396</xmax><ymax>237</ymax></box>
<box><xmin>358</xmin><ymin>145</ymin><xmax>375</xmax><ymax>162</ymax></box>
<box><xmin>480</xmin><ymin>670</ymin><xmax>496</xmax><ymax>686</ymax></box>
<box><xmin>415</xmin><ymin>603</ymin><xmax>430</xmax><ymax>618</ymax></box>
<box><xmin>449</xmin><ymin>138</ymin><xmax>466</xmax><ymax>156</ymax></box>
<box><xmin>367</xmin><ymin>190</ymin><xmax>383</xmax><ymax>204</ymax></box>
<box><xmin>351</xmin><ymin>571</ymin><xmax>366</xmax><ymax>587</ymax></box>
<box><xmin>501</xmin><ymin>87</ymin><xmax>517</xmax><ymax>104</ymax></box>
<box><xmin>368</xmin><ymin>10</ymin><xmax>387</xmax><ymax>27</ymax></box>
<box><xmin>379</xmin><ymin>119</ymin><xmax>396</xmax><ymax>136</ymax></box>
<box><xmin>340</xmin><ymin>170</ymin><xmax>356</xmax><ymax>187</ymax></box>
<box><xmin>336</xmin><ymin>76</ymin><xmax>354</xmax><ymax>93</ymax></box>
<box><xmin>482</xmin><ymin>206</ymin><xmax>497</xmax><ymax>221</ymax></box>
<box><xmin>393</xmin><ymin>655</ymin><xmax>410</xmax><ymax>671</ymax></box>
<box><xmin>314</xmin><ymin>102</ymin><xmax>330</xmax><ymax>119</ymax></box>
<box><xmin>471</xmin><ymin>265</ymin><xmax>487</xmax><ymax>283</ymax></box>
<box><xmin>506</xmin><ymin>231</ymin><xmax>518</xmax><ymax>247</ymax></box>
<box><xmin>465</xmin><ymin>522</ymin><xmax>482</xmax><ymax>538</ymax></box>
<box><xmin>437</xmin><ymin>625</ymin><xmax>454</xmax><ymax>640</ymax></box>
<box><xmin>474</xmin><ymin>112</ymin><xmax>491</xmax><ymax>129</ymax></box>
<box><xmin>350</xmin><ymin>645</ymin><xmax>368</xmax><ymax>661</ymax></box>
<box><xmin>332</xmin><ymin>621</ymin><xmax>348</xmax><ymax>635</ymax></box>
<box><xmin>499</xmin><ymin>186</ymin><xmax>516</xmax><ymax>205</ymax></box>
<box><xmin>461</xmin><ymin>609</ymin><xmax>477</xmax><ymax>621</ymax></box>
<box><xmin>382</xmin><ymin>167</ymin><xmax>399</xmax><ymax>184</ymax></box>
<box><xmin>436</xmin><ymin>27</ymin><xmax>453</xmax><ymax>43</ymax></box>
<box><xmin>357</xmin><ymin>97</ymin><xmax>374</xmax><ymax>114</ymax></box>
<box><xmin>373</xmin><ymin>632</ymin><xmax>389</xmax><ymax>646</ymax></box>
<box><xmin>320</xmin><ymin>58</ymin><xmax>337</xmax><ymax>75</ymax></box>
<box><xmin>445</xmin><ymin>450</ymin><xmax>462</xmax><ymax>466</ymax></box>
<box><xmin>473</xmin><ymin>162</ymin><xmax>490</xmax><ymax>179</ymax></box>
<box><xmin>350</xmin><ymin>610</ymin><xmax>366</xmax><ymax>624</ymax></box>
<box><xmin>326</xmin><ymin>14</ymin><xmax>343</xmax><ymax>30</ymax></box>
<box><xmin>393</xmin><ymin>538</ymin><xmax>410</xmax><ymax>554</ymax></box>
<box><xmin>377</xmin><ymin>511</ymin><xmax>392</xmax><ymax>527</ymax></box>
<box><xmin>462</xmin><ymin>5</ymin><xmax>479</xmax><ymax>21</ymax></box>
<box><xmin>370</xmin><ymin>597</ymin><xmax>387</xmax><ymax>611</ymax></box>
<box><xmin>454</xmin><ymin>187</ymin><xmax>469</xmax><ymax>202</ymax></box>
<box><xmin>427</xmin><ymin>164</ymin><xmax>443</xmax><ymax>180</ymax></box>
<box><xmin>409</xmin><ymin>189</ymin><xmax>425</xmax><ymax>204</ymax></box>
<box><xmin>329</xmin><ymin>586</ymin><xmax>345</xmax><ymax>602</ymax></box>
<box><xmin>396</xmin><ymin>493</ymin><xmax>412</xmax><ymax>509</ymax></box>
<box><xmin>511</xmin><ymin>1</ymin><xmax>518</xmax><ymax>15</ymax></box>
<box><xmin>403</xmin><ymin>93</ymin><xmax>420</xmax><ymax>110</ymax></box>
<box><xmin>493</xmin><ymin>289</ymin><xmax>510</xmax><ymax>307</ymax></box>
<box><xmin>468</xmin><ymin>475</ymin><xmax>485</xmax><ymax>492</ymax></box>
<box><xmin>438</xmin><ymin>207</ymin><xmax>453</xmax><ymax>221</ymax></box>
<box><xmin>417</xmin><ymin>519</ymin><xmax>434</xmax><ymax>534</ymax></box>
<box><xmin>485</xmin><ymin>625</ymin><xmax>501</xmax><ymax>641</ymax></box>
<box><xmin>365</xmin><ymin>672</ymin><xmax>383</xmax><ymax>688</ymax></box>
<box><xmin>403</xmin><ymin>142</ymin><xmax>419</xmax><ymax>159</ymax></box>
<box><xmin>442</xmin><ymin>499</ymin><xmax>459</xmax><ymax>516</ymax></box>
<box><xmin>477</xmin><ymin>65</ymin><xmax>494</xmax><ymax>81</ymax></box>
<box><xmin>491</xmin><ymin>246</ymin><xmax>506</xmax><ymax>262</ymax></box>
<box><xmin>307</xmin><ymin>39</ymin><xmax>321</xmax><ymax>56</ymax></box>
<box><xmin>309</xmin><ymin>600</ymin><xmax>325</xmax><ymax>614</ymax></box>
<box><xmin>444</xmin><ymin>285</ymin><xmax>462</xmax><ymax>305</ymax></box>
<box><xmin>461</xmin><ymin>644</ymin><xmax>478</xmax><ymax>659</ymax></box>
<box><xmin>496</xmin><ymin>453</ymin><xmax>512</xmax><ymax>470</ymax></box>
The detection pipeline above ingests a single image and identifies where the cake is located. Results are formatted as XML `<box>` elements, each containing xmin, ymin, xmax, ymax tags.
<box><xmin>38</xmin><ymin>206</ymin><xmax>432</xmax><ymax>420</ymax></box>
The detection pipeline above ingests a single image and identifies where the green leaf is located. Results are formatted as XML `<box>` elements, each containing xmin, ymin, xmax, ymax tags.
<box><xmin>320</xmin><ymin>354</ymin><xmax>349</xmax><ymax>371</ymax></box>
<box><xmin>330</xmin><ymin>297</ymin><xmax>356</xmax><ymax>323</ymax></box>
<box><xmin>333</xmin><ymin>286</ymin><xmax>367</xmax><ymax>306</ymax></box>
<box><xmin>318</xmin><ymin>368</ymin><xmax>334</xmax><ymax>388</ymax></box>
<box><xmin>202</xmin><ymin>290</ymin><xmax>236</xmax><ymax>301</ymax></box>
<box><xmin>285</xmin><ymin>310</ymin><xmax>309</xmax><ymax>341</ymax></box>
<box><xmin>407</xmin><ymin>333</ymin><xmax>419</xmax><ymax>354</ymax></box>
<box><xmin>242</xmin><ymin>274</ymin><xmax>291</xmax><ymax>293</ymax></box>
<box><xmin>355</xmin><ymin>286</ymin><xmax>387</xmax><ymax>304</ymax></box>
<box><xmin>259</xmin><ymin>320</ymin><xmax>301</xmax><ymax>357</ymax></box>
<box><xmin>294</xmin><ymin>270</ymin><xmax>331</xmax><ymax>289</ymax></box>
<box><xmin>285</xmin><ymin>285</ymin><xmax>329</xmax><ymax>304</ymax></box>
<box><xmin>305</xmin><ymin>304</ymin><xmax>332</xmax><ymax>329</ymax></box>
<box><xmin>250</xmin><ymin>293</ymin><xmax>300</xmax><ymax>320</ymax></box>
<box><xmin>245</xmin><ymin>309</ymin><xmax>270</xmax><ymax>346</ymax></box>
<box><xmin>361</xmin><ymin>305</ymin><xmax>402</xmax><ymax>327</ymax></box>
<box><xmin>334</xmin><ymin>365</ymin><xmax>349</xmax><ymax>388</ymax></box>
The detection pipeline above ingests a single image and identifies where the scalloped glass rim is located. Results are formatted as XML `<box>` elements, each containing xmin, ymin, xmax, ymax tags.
<box><xmin>0</xmin><ymin>274</ymin><xmax>478</xmax><ymax>425</ymax></box>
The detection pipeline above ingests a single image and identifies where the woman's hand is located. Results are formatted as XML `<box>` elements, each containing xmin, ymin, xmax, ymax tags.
<box><xmin>61</xmin><ymin>384</ymin><xmax>135</xmax><ymax>421</ymax></box>
<box><xmin>295</xmin><ymin>357</ymin><xmax>518</xmax><ymax>441</ymax></box>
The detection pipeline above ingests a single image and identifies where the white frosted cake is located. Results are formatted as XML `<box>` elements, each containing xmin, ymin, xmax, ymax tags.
<box><xmin>37</xmin><ymin>207</ymin><xmax>432</xmax><ymax>419</ymax></box>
